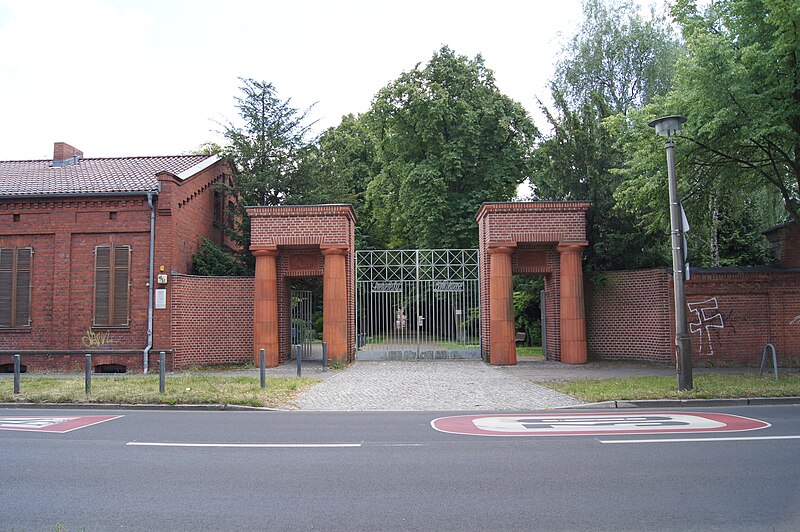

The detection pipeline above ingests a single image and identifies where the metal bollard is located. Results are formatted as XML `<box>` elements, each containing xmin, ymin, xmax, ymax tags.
<box><xmin>322</xmin><ymin>342</ymin><xmax>327</xmax><ymax>372</ymax></box>
<box><xmin>85</xmin><ymin>354</ymin><xmax>92</xmax><ymax>395</ymax></box>
<box><xmin>260</xmin><ymin>348</ymin><xmax>266</xmax><ymax>389</ymax></box>
<box><xmin>295</xmin><ymin>345</ymin><xmax>301</xmax><ymax>377</ymax></box>
<box><xmin>13</xmin><ymin>354</ymin><xmax>20</xmax><ymax>394</ymax></box>
<box><xmin>759</xmin><ymin>343</ymin><xmax>779</xmax><ymax>381</ymax></box>
<box><xmin>159</xmin><ymin>351</ymin><xmax>166</xmax><ymax>394</ymax></box>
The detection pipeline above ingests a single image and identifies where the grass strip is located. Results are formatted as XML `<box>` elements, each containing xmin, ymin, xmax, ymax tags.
<box><xmin>0</xmin><ymin>375</ymin><xmax>319</xmax><ymax>408</ymax></box>
<box><xmin>517</xmin><ymin>346</ymin><xmax>543</xmax><ymax>358</ymax></box>
<box><xmin>542</xmin><ymin>373</ymin><xmax>800</xmax><ymax>402</ymax></box>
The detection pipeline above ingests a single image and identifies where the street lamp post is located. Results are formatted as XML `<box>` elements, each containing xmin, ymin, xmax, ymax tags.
<box><xmin>649</xmin><ymin>115</ymin><xmax>693</xmax><ymax>391</ymax></box>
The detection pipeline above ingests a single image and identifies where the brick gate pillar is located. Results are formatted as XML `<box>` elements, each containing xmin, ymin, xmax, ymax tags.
<box><xmin>322</xmin><ymin>245</ymin><xmax>348</xmax><ymax>364</ymax></box>
<box><xmin>252</xmin><ymin>246</ymin><xmax>279</xmax><ymax>367</ymax></box>
<box><xmin>557</xmin><ymin>243</ymin><xmax>588</xmax><ymax>364</ymax></box>
<box><xmin>488</xmin><ymin>245</ymin><xmax>517</xmax><ymax>365</ymax></box>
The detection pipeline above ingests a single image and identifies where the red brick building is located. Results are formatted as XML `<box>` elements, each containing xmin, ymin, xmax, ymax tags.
<box><xmin>0</xmin><ymin>142</ymin><xmax>231</xmax><ymax>372</ymax></box>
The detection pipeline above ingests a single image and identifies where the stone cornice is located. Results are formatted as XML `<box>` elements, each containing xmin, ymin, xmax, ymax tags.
<box><xmin>476</xmin><ymin>201</ymin><xmax>591</xmax><ymax>221</ymax></box>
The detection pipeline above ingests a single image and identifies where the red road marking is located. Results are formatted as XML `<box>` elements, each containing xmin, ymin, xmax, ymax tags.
<box><xmin>431</xmin><ymin>412</ymin><xmax>770</xmax><ymax>437</ymax></box>
<box><xmin>0</xmin><ymin>415</ymin><xmax>123</xmax><ymax>433</ymax></box>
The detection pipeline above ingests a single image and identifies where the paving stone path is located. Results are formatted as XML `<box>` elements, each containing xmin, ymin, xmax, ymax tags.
<box><xmin>291</xmin><ymin>360</ymin><xmax>582</xmax><ymax>411</ymax></box>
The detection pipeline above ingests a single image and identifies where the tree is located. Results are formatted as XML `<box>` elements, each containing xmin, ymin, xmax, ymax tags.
<box><xmin>556</xmin><ymin>0</ymin><xmax>681</xmax><ymax>114</ymax></box>
<box><xmin>513</xmin><ymin>276</ymin><xmax>544</xmax><ymax>346</ymax></box>
<box><xmin>190</xmin><ymin>142</ymin><xmax>224</xmax><ymax>155</ymax></box>
<box><xmin>610</xmin><ymin>102</ymin><xmax>781</xmax><ymax>269</ymax></box>
<box><xmin>668</xmin><ymin>0</ymin><xmax>800</xmax><ymax>227</ymax></box>
<box><xmin>297</xmin><ymin>114</ymin><xmax>380</xmax><ymax>248</ymax></box>
<box><xmin>192</xmin><ymin>238</ymin><xmax>248</xmax><ymax>276</ymax></box>
<box><xmin>219</xmin><ymin>78</ymin><xmax>317</xmax><ymax>271</ymax></box>
<box><xmin>364</xmin><ymin>46</ymin><xmax>537</xmax><ymax>249</ymax></box>
<box><xmin>532</xmin><ymin>0</ymin><xmax>682</xmax><ymax>270</ymax></box>
<box><xmin>612</xmin><ymin>0</ymin><xmax>792</xmax><ymax>268</ymax></box>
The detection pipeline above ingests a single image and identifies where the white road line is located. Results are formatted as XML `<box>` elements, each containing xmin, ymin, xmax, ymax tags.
<box><xmin>126</xmin><ymin>442</ymin><xmax>362</xmax><ymax>448</ymax></box>
<box><xmin>599</xmin><ymin>435</ymin><xmax>800</xmax><ymax>444</ymax></box>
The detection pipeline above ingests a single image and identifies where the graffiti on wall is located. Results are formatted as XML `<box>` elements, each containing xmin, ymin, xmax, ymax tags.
<box><xmin>791</xmin><ymin>315</ymin><xmax>800</xmax><ymax>325</ymax></box>
<box><xmin>687</xmin><ymin>298</ymin><xmax>725</xmax><ymax>356</ymax></box>
<box><xmin>81</xmin><ymin>329</ymin><xmax>114</xmax><ymax>348</ymax></box>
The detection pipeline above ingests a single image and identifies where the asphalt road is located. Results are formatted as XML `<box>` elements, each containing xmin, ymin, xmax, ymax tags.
<box><xmin>2</xmin><ymin>405</ymin><xmax>799</xmax><ymax>531</ymax></box>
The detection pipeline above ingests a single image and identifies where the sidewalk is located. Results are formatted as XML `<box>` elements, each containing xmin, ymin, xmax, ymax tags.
<box><xmin>3</xmin><ymin>358</ymin><xmax>795</xmax><ymax>411</ymax></box>
<box><xmin>291</xmin><ymin>360</ymin><xmax>582</xmax><ymax>411</ymax></box>
<box><xmin>288</xmin><ymin>358</ymin><xmax>787</xmax><ymax>411</ymax></box>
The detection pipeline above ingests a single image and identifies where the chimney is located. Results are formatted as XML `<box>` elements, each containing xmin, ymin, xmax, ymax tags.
<box><xmin>52</xmin><ymin>142</ymin><xmax>83</xmax><ymax>167</ymax></box>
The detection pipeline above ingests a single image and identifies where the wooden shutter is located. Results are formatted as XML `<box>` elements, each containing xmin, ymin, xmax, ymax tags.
<box><xmin>94</xmin><ymin>244</ymin><xmax>130</xmax><ymax>327</ymax></box>
<box><xmin>14</xmin><ymin>248</ymin><xmax>31</xmax><ymax>326</ymax></box>
<box><xmin>94</xmin><ymin>246</ymin><xmax>111</xmax><ymax>325</ymax></box>
<box><xmin>0</xmin><ymin>248</ymin><xmax>11</xmax><ymax>326</ymax></box>
<box><xmin>0</xmin><ymin>247</ymin><xmax>32</xmax><ymax>327</ymax></box>
<box><xmin>113</xmin><ymin>245</ymin><xmax>130</xmax><ymax>326</ymax></box>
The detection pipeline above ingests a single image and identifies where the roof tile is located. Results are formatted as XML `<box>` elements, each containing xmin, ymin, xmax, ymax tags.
<box><xmin>0</xmin><ymin>155</ymin><xmax>215</xmax><ymax>197</ymax></box>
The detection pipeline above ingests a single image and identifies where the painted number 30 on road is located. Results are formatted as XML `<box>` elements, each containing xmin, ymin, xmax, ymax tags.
<box><xmin>431</xmin><ymin>412</ymin><xmax>770</xmax><ymax>437</ymax></box>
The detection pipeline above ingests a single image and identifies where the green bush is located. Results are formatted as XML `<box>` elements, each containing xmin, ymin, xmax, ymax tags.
<box><xmin>192</xmin><ymin>238</ymin><xmax>248</xmax><ymax>276</ymax></box>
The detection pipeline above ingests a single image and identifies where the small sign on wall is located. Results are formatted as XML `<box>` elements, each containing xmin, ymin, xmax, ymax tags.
<box><xmin>155</xmin><ymin>289</ymin><xmax>167</xmax><ymax>309</ymax></box>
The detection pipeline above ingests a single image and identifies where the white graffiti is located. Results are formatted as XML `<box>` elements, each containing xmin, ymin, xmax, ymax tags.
<box><xmin>791</xmin><ymin>315</ymin><xmax>800</xmax><ymax>325</ymax></box>
<box><xmin>688</xmin><ymin>298</ymin><xmax>725</xmax><ymax>356</ymax></box>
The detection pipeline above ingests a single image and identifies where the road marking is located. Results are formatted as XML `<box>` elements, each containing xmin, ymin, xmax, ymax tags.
<box><xmin>0</xmin><ymin>415</ymin><xmax>123</xmax><ymax>433</ymax></box>
<box><xmin>126</xmin><ymin>442</ymin><xmax>362</xmax><ymax>448</ymax></box>
<box><xmin>431</xmin><ymin>412</ymin><xmax>770</xmax><ymax>437</ymax></box>
<box><xmin>599</xmin><ymin>435</ymin><xmax>800</xmax><ymax>444</ymax></box>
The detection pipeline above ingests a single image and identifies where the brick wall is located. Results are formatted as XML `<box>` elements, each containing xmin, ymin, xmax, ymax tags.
<box><xmin>160</xmin><ymin>164</ymin><xmax>229</xmax><ymax>274</ymax></box>
<box><xmin>683</xmin><ymin>269</ymin><xmax>800</xmax><ymax>365</ymax></box>
<box><xmin>765</xmin><ymin>222</ymin><xmax>800</xmax><ymax>268</ymax></box>
<box><xmin>477</xmin><ymin>202</ymin><xmax>590</xmax><ymax>362</ymax></box>
<box><xmin>586</xmin><ymin>269</ymin><xmax>673</xmax><ymax>362</ymax></box>
<box><xmin>153</xmin><ymin>160</ymin><xmax>231</xmax><ymax>355</ymax></box>
<box><xmin>248</xmin><ymin>205</ymin><xmax>356</xmax><ymax>362</ymax></box>
<box><xmin>170</xmin><ymin>274</ymin><xmax>254</xmax><ymax>370</ymax></box>
<box><xmin>586</xmin><ymin>268</ymin><xmax>800</xmax><ymax>365</ymax></box>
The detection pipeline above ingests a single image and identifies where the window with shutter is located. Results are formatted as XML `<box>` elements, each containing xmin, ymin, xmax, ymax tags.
<box><xmin>94</xmin><ymin>244</ymin><xmax>130</xmax><ymax>327</ymax></box>
<box><xmin>0</xmin><ymin>247</ymin><xmax>32</xmax><ymax>328</ymax></box>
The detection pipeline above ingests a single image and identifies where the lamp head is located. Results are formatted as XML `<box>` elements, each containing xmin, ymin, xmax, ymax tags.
<box><xmin>648</xmin><ymin>115</ymin><xmax>686</xmax><ymax>138</ymax></box>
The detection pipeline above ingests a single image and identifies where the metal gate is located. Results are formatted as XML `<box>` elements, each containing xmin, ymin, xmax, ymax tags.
<box><xmin>291</xmin><ymin>290</ymin><xmax>315</xmax><ymax>360</ymax></box>
<box><xmin>356</xmin><ymin>249</ymin><xmax>480</xmax><ymax>360</ymax></box>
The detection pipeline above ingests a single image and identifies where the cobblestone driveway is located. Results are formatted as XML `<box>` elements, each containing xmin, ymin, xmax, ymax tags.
<box><xmin>291</xmin><ymin>360</ymin><xmax>581</xmax><ymax>411</ymax></box>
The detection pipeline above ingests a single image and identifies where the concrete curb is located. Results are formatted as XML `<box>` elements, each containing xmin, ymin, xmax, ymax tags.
<box><xmin>565</xmin><ymin>397</ymin><xmax>800</xmax><ymax>409</ymax></box>
<box><xmin>0</xmin><ymin>402</ymin><xmax>276</xmax><ymax>411</ymax></box>
<box><xmin>1</xmin><ymin>397</ymin><xmax>798</xmax><ymax>411</ymax></box>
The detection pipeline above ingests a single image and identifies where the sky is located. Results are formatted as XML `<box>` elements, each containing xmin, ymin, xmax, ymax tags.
<box><xmin>0</xmin><ymin>0</ymin><xmax>635</xmax><ymax>161</ymax></box>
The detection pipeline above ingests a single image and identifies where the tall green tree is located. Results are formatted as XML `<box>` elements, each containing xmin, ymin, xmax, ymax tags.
<box><xmin>219</xmin><ymin>78</ymin><xmax>317</xmax><ymax>271</ymax></box>
<box><xmin>364</xmin><ymin>46</ymin><xmax>537</xmax><ymax>249</ymax></box>
<box><xmin>298</xmin><ymin>114</ymin><xmax>380</xmax><ymax>248</ymax></box>
<box><xmin>669</xmin><ymin>0</ymin><xmax>800</xmax><ymax>227</ymax></box>
<box><xmin>556</xmin><ymin>0</ymin><xmax>681</xmax><ymax>114</ymax></box>
<box><xmin>612</xmin><ymin>104</ymin><xmax>779</xmax><ymax>268</ymax></box>
<box><xmin>613</xmin><ymin>0</ymin><xmax>792</xmax><ymax>267</ymax></box>
<box><xmin>532</xmin><ymin>0</ymin><xmax>682</xmax><ymax>270</ymax></box>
